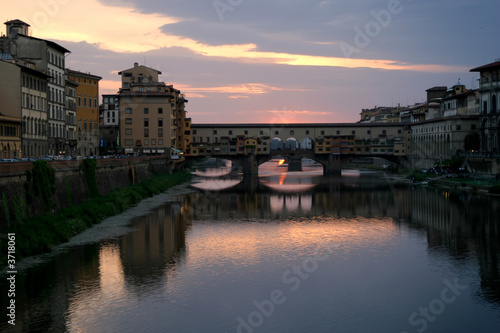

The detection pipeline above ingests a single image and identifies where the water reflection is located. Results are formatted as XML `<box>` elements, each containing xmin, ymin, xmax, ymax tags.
<box><xmin>0</xmin><ymin>203</ymin><xmax>187</xmax><ymax>333</ymax></box>
<box><xmin>2</xmin><ymin>166</ymin><xmax>500</xmax><ymax>332</ymax></box>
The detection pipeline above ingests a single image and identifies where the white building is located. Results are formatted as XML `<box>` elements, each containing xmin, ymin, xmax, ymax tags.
<box><xmin>2</xmin><ymin>19</ymin><xmax>71</xmax><ymax>156</ymax></box>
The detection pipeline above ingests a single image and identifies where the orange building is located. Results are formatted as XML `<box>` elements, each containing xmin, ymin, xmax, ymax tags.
<box><xmin>66</xmin><ymin>69</ymin><xmax>102</xmax><ymax>156</ymax></box>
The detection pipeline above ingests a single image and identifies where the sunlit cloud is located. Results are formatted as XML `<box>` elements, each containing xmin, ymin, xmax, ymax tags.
<box><xmin>247</xmin><ymin>110</ymin><xmax>335</xmax><ymax>123</ymax></box>
<box><xmin>228</xmin><ymin>95</ymin><xmax>250</xmax><ymax>99</ymax></box>
<box><xmin>175</xmin><ymin>83</ymin><xmax>283</xmax><ymax>95</ymax></box>
<box><xmin>184</xmin><ymin>93</ymin><xmax>206</xmax><ymax>98</ymax></box>
<box><xmin>258</xmin><ymin>110</ymin><xmax>331</xmax><ymax>116</ymax></box>
<box><xmin>2</xmin><ymin>0</ymin><xmax>466</xmax><ymax>73</ymax></box>
<box><xmin>99</xmin><ymin>80</ymin><xmax>121</xmax><ymax>95</ymax></box>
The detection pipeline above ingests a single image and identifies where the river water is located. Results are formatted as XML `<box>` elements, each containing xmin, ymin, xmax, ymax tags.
<box><xmin>1</xmin><ymin>160</ymin><xmax>500</xmax><ymax>332</ymax></box>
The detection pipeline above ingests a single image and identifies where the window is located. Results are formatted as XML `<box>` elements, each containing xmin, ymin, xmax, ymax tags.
<box><xmin>158</xmin><ymin>128</ymin><xmax>163</xmax><ymax>137</ymax></box>
<box><xmin>158</xmin><ymin>118</ymin><xmax>163</xmax><ymax>127</ymax></box>
<box><xmin>229</xmin><ymin>130</ymin><xmax>233</xmax><ymax>135</ymax></box>
<box><xmin>290</xmin><ymin>130</ymin><xmax>294</xmax><ymax>135</ymax></box>
<box><xmin>152</xmin><ymin>139</ymin><xmax>156</xmax><ymax>145</ymax></box>
<box><xmin>213</xmin><ymin>130</ymin><xmax>217</xmax><ymax>135</ymax></box>
<box><xmin>144</xmin><ymin>108</ymin><xmax>149</xmax><ymax>114</ymax></box>
<box><xmin>125</xmin><ymin>108</ymin><xmax>132</xmax><ymax>114</ymax></box>
<box><xmin>144</xmin><ymin>118</ymin><xmax>149</xmax><ymax>127</ymax></box>
<box><xmin>125</xmin><ymin>128</ymin><xmax>132</xmax><ymax>135</ymax></box>
<box><xmin>321</xmin><ymin>131</ymin><xmax>325</xmax><ymax>135</ymax></box>
<box><xmin>158</xmin><ymin>108</ymin><xmax>163</xmax><ymax>114</ymax></box>
<box><xmin>456</xmin><ymin>124</ymin><xmax>461</xmax><ymax>130</ymax></box>
<box><xmin>144</xmin><ymin>129</ymin><xmax>149</xmax><ymax>137</ymax></box>
<box><xmin>244</xmin><ymin>130</ymin><xmax>248</xmax><ymax>135</ymax></box>
<box><xmin>124</xmin><ymin>139</ymin><xmax>133</xmax><ymax>145</ymax></box>
<box><xmin>260</xmin><ymin>130</ymin><xmax>264</xmax><ymax>135</ymax></box>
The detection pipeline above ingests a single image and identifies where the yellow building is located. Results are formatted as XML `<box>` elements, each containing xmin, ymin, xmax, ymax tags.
<box><xmin>66</xmin><ymin>69</ymin><xmax>102</xmax><ymax>156</ymax></box>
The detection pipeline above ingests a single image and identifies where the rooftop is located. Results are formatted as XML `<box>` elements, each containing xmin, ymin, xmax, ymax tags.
<box><xmin>4</xmin><ymin>19</ymin><xmax>30</xmax><ymax>27</ymax></box>
<box><xmin>470</xmin><ymin>61</ymin><xmax>500</xmax><ymax>72</ymax></box>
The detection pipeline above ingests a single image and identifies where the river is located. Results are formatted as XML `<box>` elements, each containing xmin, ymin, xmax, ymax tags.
<box><xmin>1</xmin><ymin>160</ymin><xmax>500</xmax><ymax>332</ymax></box>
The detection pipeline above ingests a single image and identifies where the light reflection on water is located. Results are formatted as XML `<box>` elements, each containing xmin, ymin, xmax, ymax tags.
<box><xmin>2</xmin><ymin>160</ymin><xmax>500</xmax><ymax>332</ymax></box>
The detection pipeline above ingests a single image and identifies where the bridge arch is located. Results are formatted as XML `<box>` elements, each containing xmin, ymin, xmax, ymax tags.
<box><xmin>285</xmin><ymin>137</ymin><xmax>299</xmax><ymax>150</ymax></box>
<box><xmin>270</xmin><ymin>137</ymin><xmax>284</xmax><ymax>150</ymax></box>
<box><xmin>300</xmin><ymin>137</ymin><xmax>314</xmax><ymax>150</ymax></box>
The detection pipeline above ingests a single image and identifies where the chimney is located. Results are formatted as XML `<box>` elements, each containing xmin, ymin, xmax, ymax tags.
<box><xmin>134</xmin><ymin>62</ymin><xmax>138</xmax><ymax>67</ymax></box>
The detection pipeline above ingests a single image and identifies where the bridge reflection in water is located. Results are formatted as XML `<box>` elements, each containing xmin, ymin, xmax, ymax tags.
<box><xmin>2</xmin><ymin>163</ymin><xmax>500</xmax><ymax>332</ymax></box>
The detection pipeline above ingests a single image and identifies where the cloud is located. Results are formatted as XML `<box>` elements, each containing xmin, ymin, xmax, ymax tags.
<box><xmin>228</xmin><ymin>95</ymin><xmax>250</xmax><ymax>99</ymax></box>
<box><xmin>4</xmin><ymin>0</ymin><xmax>476</xmax><ymax>72</ymax></box>
<box><xmin>177</xmin><ymin>83</ymin><xmax>282</xmax><ymax>95</ymax></box>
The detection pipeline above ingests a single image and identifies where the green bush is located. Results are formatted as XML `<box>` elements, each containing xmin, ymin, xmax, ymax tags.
<box><xmin>0</xmin><ymin>171</ymin><xmax>192</xmax><ymax>267</ymax></box>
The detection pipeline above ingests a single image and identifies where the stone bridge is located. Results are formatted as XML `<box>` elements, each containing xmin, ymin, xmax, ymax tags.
<box><xmin>188</xmin><ymin>123</ymin><xmax>411</xmax><ymax>176</ymax></box>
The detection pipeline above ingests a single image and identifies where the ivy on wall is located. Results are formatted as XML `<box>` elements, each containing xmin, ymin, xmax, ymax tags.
<box><xmin>30</xmin><ymin>160</ymin><xmax>56</xmax><ymax>213</ymax></box>
<box><xmin>81</xmin><ymin>159</ymin><xmax>99</xmax><ymax>198</ymax></box>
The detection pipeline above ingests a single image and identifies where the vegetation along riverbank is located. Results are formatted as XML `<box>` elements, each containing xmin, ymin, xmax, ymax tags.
<box><xmin>0</xmin><ymin>170</ymin><xmax>192</xmax><ymax>268</ymax></box>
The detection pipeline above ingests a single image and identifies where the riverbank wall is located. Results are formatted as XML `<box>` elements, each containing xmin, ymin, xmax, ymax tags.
<box><xmin>0</xmin><ymin>156</ymin><xmax>174</xmax><ymax>228</ymax></box>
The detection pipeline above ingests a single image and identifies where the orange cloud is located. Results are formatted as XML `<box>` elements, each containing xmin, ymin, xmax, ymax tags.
<box><xmin>175</xmin><ymin>83</ymin><xmax>284</xmax><ymax>95</ymax></box>
<box><xmin>2</xmin><ymin>1</ymin><xmax>466</xmax><ymax>73</ymax></box>
<box><xmin>249</xmin><ymin>110</ymin><xmax>335</xmax><ymax>123</ymax></box>
<box><xmin>99</xmin><ymin>79</ymin><xmax>121</xmax><ymax>95</ymax></box>
<box><xmin>228</xmin><ymin>95</ymin><xmax>250</xmax><ymax>99</ymax></box>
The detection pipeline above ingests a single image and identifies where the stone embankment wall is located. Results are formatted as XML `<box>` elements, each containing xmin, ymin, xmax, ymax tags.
<box><xmin>466</xmin><ymin>157</ymin><xmax>500</xmax><ymax>175</ymax></box>
<box><xmin>0</xmin><ymin>157</ymin><xmax>173</xmax><ymax>227</ymax></box>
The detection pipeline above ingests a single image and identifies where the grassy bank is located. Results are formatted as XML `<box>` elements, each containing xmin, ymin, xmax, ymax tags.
<box><xmin>1</xmin><ymin>171</ymin><xmax>191</xmax><ymax>268</ymax></box>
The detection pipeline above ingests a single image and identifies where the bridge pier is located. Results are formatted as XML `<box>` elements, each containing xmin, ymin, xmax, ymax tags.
<box><xmin>322</xmin><ymin>154</ymin><xmax>342</xmax><ymax>175</ymax></box>
<box><xmin>287</xmin><ymin>156</ymin><xmax>302</xmax><ymax>172</ymax></box>
<box><xmin>242</xmin><ymin>153</ymin><xmax>259</xmax><ymax>176</ymax></box>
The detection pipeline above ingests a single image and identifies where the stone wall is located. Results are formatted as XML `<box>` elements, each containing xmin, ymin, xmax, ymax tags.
<box><xmin>0</xmin><ymin>157</ymin><xmax>173</xmax><ymax>227</ymax></box>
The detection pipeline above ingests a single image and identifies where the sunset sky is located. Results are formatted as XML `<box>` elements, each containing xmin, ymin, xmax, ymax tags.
<box><xmin>3</xmin><ymin>0</ymin><xmax>499</xmax><ymax>123</ymax></box>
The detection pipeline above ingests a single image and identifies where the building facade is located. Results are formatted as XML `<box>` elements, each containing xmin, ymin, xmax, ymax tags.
<box><xmin>65</xmin><ymin>77</ymin><xmax>78</xmax><ymax>156</ymax></box>
<box><xmin>410</xmin><ymin>116</ymin><xmax>480</xmax><ymax>167</ymax></box>
<box><xmin>100</xmin><ymin>94</ymin><xmax>119</xmax><ymax>155</ymax></box>
<box><xmin>1</xmin><ymin>19</ymin><xmax>70</xmax><ymax>156</ymax></box>
<box><xmin>118</xmin><ymin>63</ymin><xmax>180</xmax><ymax>155</ymax></box>
<box><xmin>470</xmin><ymin>61</ymin><xmax>500</xmax><ymax>153</ymax></box>
<box><xmin>46</xmin><ymin>40</ymin><xmax>70</xmax><ymax>156</ymax></box>
<box><xmin>0</xmin><ymin>58</ymin><xmax>50</xmax><ymax>158</ymax></box>
<box><xmin>66</xmin><ymin>69</ymin><xmax>102</xmax><ymax>156</ymax></box>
